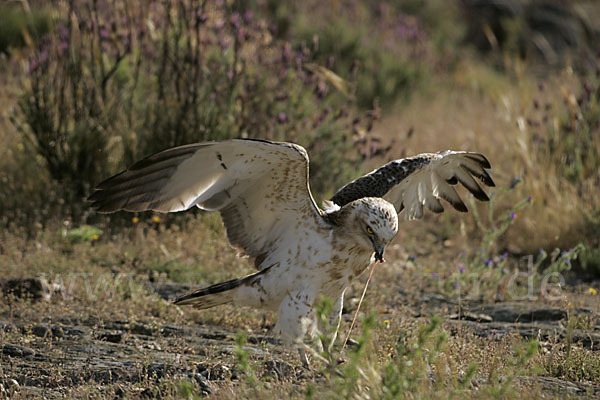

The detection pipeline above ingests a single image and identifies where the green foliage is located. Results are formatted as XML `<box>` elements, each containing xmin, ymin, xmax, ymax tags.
<box><xmin>541</xmin><ymin>80</ymin><xmax>600</xmax><ymax>185</ymax></box>
<box><xmin>527</xmin><ymin>63</ymin><xmax>600</xmax><ymax>200</ymax></box>
<box><xmin>330</xmin><ymin>312</ymin><xmax>378</xmax><ymax>399</ymax></box>
<box><xmin>380</xmin><ymin>316</ymin><xmax>446</xmax><ymax>396</ymax></box>
<box><xmin>11</xmin><ymin>0</ymin><xmax>378</xmax><ymax>225</ymax></box>
<box><xmin>0</xmin><ymin>4</ymin><xmax>54</xmax><ymax>54</ymax></box>
<box><xmin>460</xmin><ymin>0</ymin><xmax>599</xmax><ymax>67</ymax></box>
<box><xmin>408</xmin><ymin>179</ymin><xmax>532</xmax><ymax>300</ymax></box>
<box><xmin>66</xmin><ymin>224</ymin><xmax>102</xmax><ymax>244</ymax></box>
<box><xmin>16</xmin><ymin>3</ymin><xmax>130</xmax><ymax>208</ymax></box>
<box><xmin>491</xmin><ymin>340</ymin><xmax>539</xmax><ymax>397</ymax></box>
<box><xmin>258</xmin><ymin>0</ymin><xmax>433</xmax><ymax>109</ymax></box>
<box><xmin>295</xmin><ymin>17</ymin><xmax>422</xmax><ymax>109</ymax></box>
<box><xmin>234</xmin><ymin>332</ymin><xmax>258</xmax><ymax>387</ymax></box>
<box><xmin>468</xmin><ymin>177</ymin><xmax>532</xmax><ymax>259</ymax></box>
<box><xmin>313</xmin><ymin>312</ymin><xmax>543</xmax><ymax>398</ymax></box>
<box><xmin>409</xmin><ymin>179</ymin><xmax>590</xmax><ymax>301</ymax></box>
<box><xmin>543</xmin><ymin>346</ymin><xmax>600</xmax><ymax>383</ymax></box>
<box><xmin>578</xmin><ymin>244</ymin><xmax>600</xmax><ymax>277</ymax></box>
<box><xmin>314</xmin><ymin>297</ymin><xmax>335</xmax><ymax>360</ymax></box>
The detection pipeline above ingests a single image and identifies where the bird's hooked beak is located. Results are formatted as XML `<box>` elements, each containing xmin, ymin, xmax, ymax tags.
<box><xmin>374</xmin><ymin>244</ymin><xmax>386</xmax><ymax>263</ymax></box>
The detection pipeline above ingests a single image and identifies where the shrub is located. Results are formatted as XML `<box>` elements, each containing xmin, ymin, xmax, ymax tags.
<box><xmin>254</xmin><ymin>0</ymin><xmax>438</xmax><ymax>109</ymax></box>
<box><xmin>10</xmin><ymin>0</ymin><xmax>389</xmax><ymax>226</ymax></box>
<box><xmin>526</xmin><ymin>61</ymin><xmax>600</xmax><ymax>236</ymax></box>
<box><xmin>0</xmin><ymin>2</ymin><xmax>55</xmax><ymax>54</ymax></box>
<box><xmin>461</xmin><ymin>0</ymin><xmax>599</xmax><ymax>67</ymax></box>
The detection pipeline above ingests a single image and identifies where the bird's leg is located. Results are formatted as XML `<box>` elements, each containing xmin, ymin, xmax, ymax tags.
<box><xmin>274</xmin><ymin>290</ymin><xmax>319</xmax><ymax>369</ymax></box>
<box><xmin>324</xmin><ymin>289</ymin><xmax>345</xmax><ymax>355</ymax></box>
<box><xmin>298</xmin><ymin>347</ymin><xmax>311</xmax><ymax>369</ymax></box>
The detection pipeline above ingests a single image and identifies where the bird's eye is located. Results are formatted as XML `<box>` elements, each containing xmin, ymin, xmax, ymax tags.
<box><xmin>366</xmin><ymin>226</ymin><xmax>374</xmax><ymax>235</ymax></box>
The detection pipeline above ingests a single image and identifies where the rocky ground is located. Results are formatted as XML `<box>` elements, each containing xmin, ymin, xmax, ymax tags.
<box><xmin>1</xmin><ymin>278</ymin><xmax>599</xmax><ymax>398</ymax></box>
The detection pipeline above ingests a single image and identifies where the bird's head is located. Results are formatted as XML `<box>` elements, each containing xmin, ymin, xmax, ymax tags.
<box><xmin>343</xmin><ymin>197</ymin><xmax>398</xmax><ymax>262</ymax></box>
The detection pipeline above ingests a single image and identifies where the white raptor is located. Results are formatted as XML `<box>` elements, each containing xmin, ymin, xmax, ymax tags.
<box><xmin>89</xmin><ymin>139</ymin><xmax>494</xmax><ymax>354</ymax></box>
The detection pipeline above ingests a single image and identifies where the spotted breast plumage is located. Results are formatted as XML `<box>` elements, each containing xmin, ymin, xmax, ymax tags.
<box><xmin>89</xmin><ymin>139</ymin><xmax>494</xmax><ymax>357</ymax></box>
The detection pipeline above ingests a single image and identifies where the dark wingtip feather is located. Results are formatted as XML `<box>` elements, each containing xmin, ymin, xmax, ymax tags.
<box><xmin>460</xmin><ymin>158</ymin><xmax>495</xmax><ymax>188</ymax></box>
<box><xmin>87</xmin><ymin>190</ymin><xmax>105</xmax><ymax>203</ymax></box>
<box><xmin>471</xmin><ymin>188</ymin><xmax>490</xmax><ymax>202</ymax></box>
<box><xmin>94</xmin><ymin>205</ymin><xmax>119</xmax><ymax>214</ymax></box>
<box><xmin>464</xmin><ymin>153</ymin><xmax>491</xmax><ymax>169</ymax></box>
<box><xmin>87</xmin><ymin>190</ymin><xmax>112</xmax><ymax>212</ymax></box>
<box><xmin>95</xmin><ymin>170</ymin><xmax>128</xmax><ymax>190</ymax></box>
<box><xmin>479</xmin><ymin>170</ymin><xmax>495</xmax><ymax>187</ymax></box>
<box><xmin>452</xmin><ymin>199</ymin><xmax>468</xmax><ymax>212</ymax></box>
<box><xmin>173</xmin><ymin>291</ymin><xmax>200</xmax><ymax>305</ymax></box>
<box><xmin>452</xmin><ymin>202</ymin><xmax>469</xmax><ymax>212</ymax></box>
<box><xmin>428</xmin><ymin>204</ymin><xmax>445</xmax><ymax>213</ymax></box>
<box><xmin>438</xmin><ymin>190</ymin><xmax>468</xmax><ymax>212</ymax></box>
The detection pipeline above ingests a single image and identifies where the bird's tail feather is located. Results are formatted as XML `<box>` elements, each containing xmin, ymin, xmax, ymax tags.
<box><xmin>173</xmin><ymin>265</ymin><xmax>272</xmax><ymax>309</ymax></box>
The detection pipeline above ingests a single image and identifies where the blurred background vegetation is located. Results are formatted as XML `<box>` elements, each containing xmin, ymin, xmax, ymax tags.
<box><xmin>0</xmin><ymin>0</ymin><xmax>599</xmax><ymax>273</ymax></box>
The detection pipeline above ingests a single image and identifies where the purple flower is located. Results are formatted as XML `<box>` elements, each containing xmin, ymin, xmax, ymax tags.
<box><xmin>99</xmin><ymin>28</ymin><xmax>110</xmax><ymax>40</ymax></box>
<box><xmin>454</xmin><ymin>281</ymin><xmax>459</xmax><ymax>289</ymax></box>
<box><xmin>430</xmin><ymin>271</ymin><xmax>438</xmax><ymax>279</ymax></box>
<box><xmin>244</xmin><ymin>11</ymin><xmax>253</xmax><ymax>22</ymax></box>
<box><xmin>57</xmin><ymin>23</ymin><xmax>69</xmax><ymax>40</ymax></box>
<box><xmin>485</xmin><ymin>259</ymin><xmax>493</xmax><ymax>266</ymax></box>
<box><xmin>459</xmin><ymin>265</ymin><xmax>466</xmax><ymax>273</ymax></box>
<box><xmin>502</xmin><ymin>252</ymin><xmax>508</xmax><ymax>259</ymax></box>
<box><xmin>565</xmin><ymin>259</ymin><xmax>571</xmax><ymax>265</ymax></box>
<box><xmin>527</xmin><ymin>196</ymin><xmax>533</xmax><ymax>203</ymax></box>
<box><xmin>510</xmin><ymin>212</ymin><xmax>517</xmax><ymax>220</ymax></box>
<box><xmin>278</xmin><ymin>112</ymin><xmax>287</xmax><ymax>123</ymax></box>
<box><xmin>510</xmin><ymin>175</ymin><xmax>521</xmax><ymax>189</ymax></box>
<box><xmin>29</xmin><ymin>58</ymin><xmax>38</xmax><ymax>72</ymax></box>
<box><xmin>39</xmin><ymin>50</ymin><xmax>48</xmax><ymax>64</ymax></box>
<box><xmin>237</xmin><ymin>28</ymin><xmax>246</xmax><ymax>41</ymax></box>
<box><xmin>230</xmin><ymin>12</ymin><xmax>241</xmax><ymax>29</ymax></box>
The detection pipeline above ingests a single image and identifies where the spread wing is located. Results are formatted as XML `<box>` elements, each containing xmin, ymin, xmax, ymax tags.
<box><xmin>89</xmin><ymin>139</ymin><xmax>322</xmax><ymax>265</ymax></box>
<box><xmin>330</xmin><ymin>151</ymin><xmax>495</xmax><ymax>220</ymax></box>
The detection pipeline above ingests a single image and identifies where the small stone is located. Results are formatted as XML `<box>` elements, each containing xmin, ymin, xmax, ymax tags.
<box><xmin>448</xmin><ymin>312</ymin><xmax>493</xmax><ymax>323</ymax></box>
<box><xmin>193</xmin><ymin>373</ymin><xmax>215</xmax><ymax>395</ymax></box>
<box><xmin>98</xmin><ymin>331</ymin><xmax>123</xmax><ymax>343</ymax></box>
<box><xmin>3</xmin><ymin>343</ymin><xmax>35</xmax><ymax>358</ymax></box>
<box><xmin>7</xmin><ymin>379</ymin><xmax>19</xmax><ymax>388</ymax></box>
<box><xmin>263</xmin><ymin>360</ymin><xmax>294</xmax><ymax>379</ymax></box>
<box><xmin>32</xmin><ymin>324</ymin><xmax>52</xmax><ymax>337</ymax></box>
<box><xmin>1</xmin><ymin>278</ymin><xmax>49</xmax><ymax>301</ymax></box>
<box><xmin>114</xmin><ymin>384</ymin><xmax>125</xmax><ymax>398</ymax></box>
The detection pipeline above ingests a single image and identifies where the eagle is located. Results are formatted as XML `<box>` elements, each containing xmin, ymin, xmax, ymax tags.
<box><xmin>89</xmin><ymin>139</ymin><xmax>494</xmax><ymax>359</ymax></box>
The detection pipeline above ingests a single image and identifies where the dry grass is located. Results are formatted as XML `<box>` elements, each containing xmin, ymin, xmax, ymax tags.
<box><xmin>374</xmin><ymin>59</ymin><xmax>599</xmax><ymax>254</ymax></box>
<box><xmin>1</xmin><ymin>212</ymin><xmax>599</xmax><ymax>398</ymax></box>
<box><xmin>1</xmin><ymin>3</ymin><xmax>599</xmax><ymax>398</ymax></box>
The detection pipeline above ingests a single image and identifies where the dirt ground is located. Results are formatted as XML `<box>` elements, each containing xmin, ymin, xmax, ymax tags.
<box><xmin>2</xmin><ymin>277</ymin><xmax>599</xmax><ymax>398</ymax></box>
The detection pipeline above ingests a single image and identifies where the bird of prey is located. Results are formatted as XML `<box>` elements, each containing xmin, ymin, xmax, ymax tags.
<box><xmin>89</xmin><ymin>139</ymin><xmax>494</xmax><ymax>355</ymax></box>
